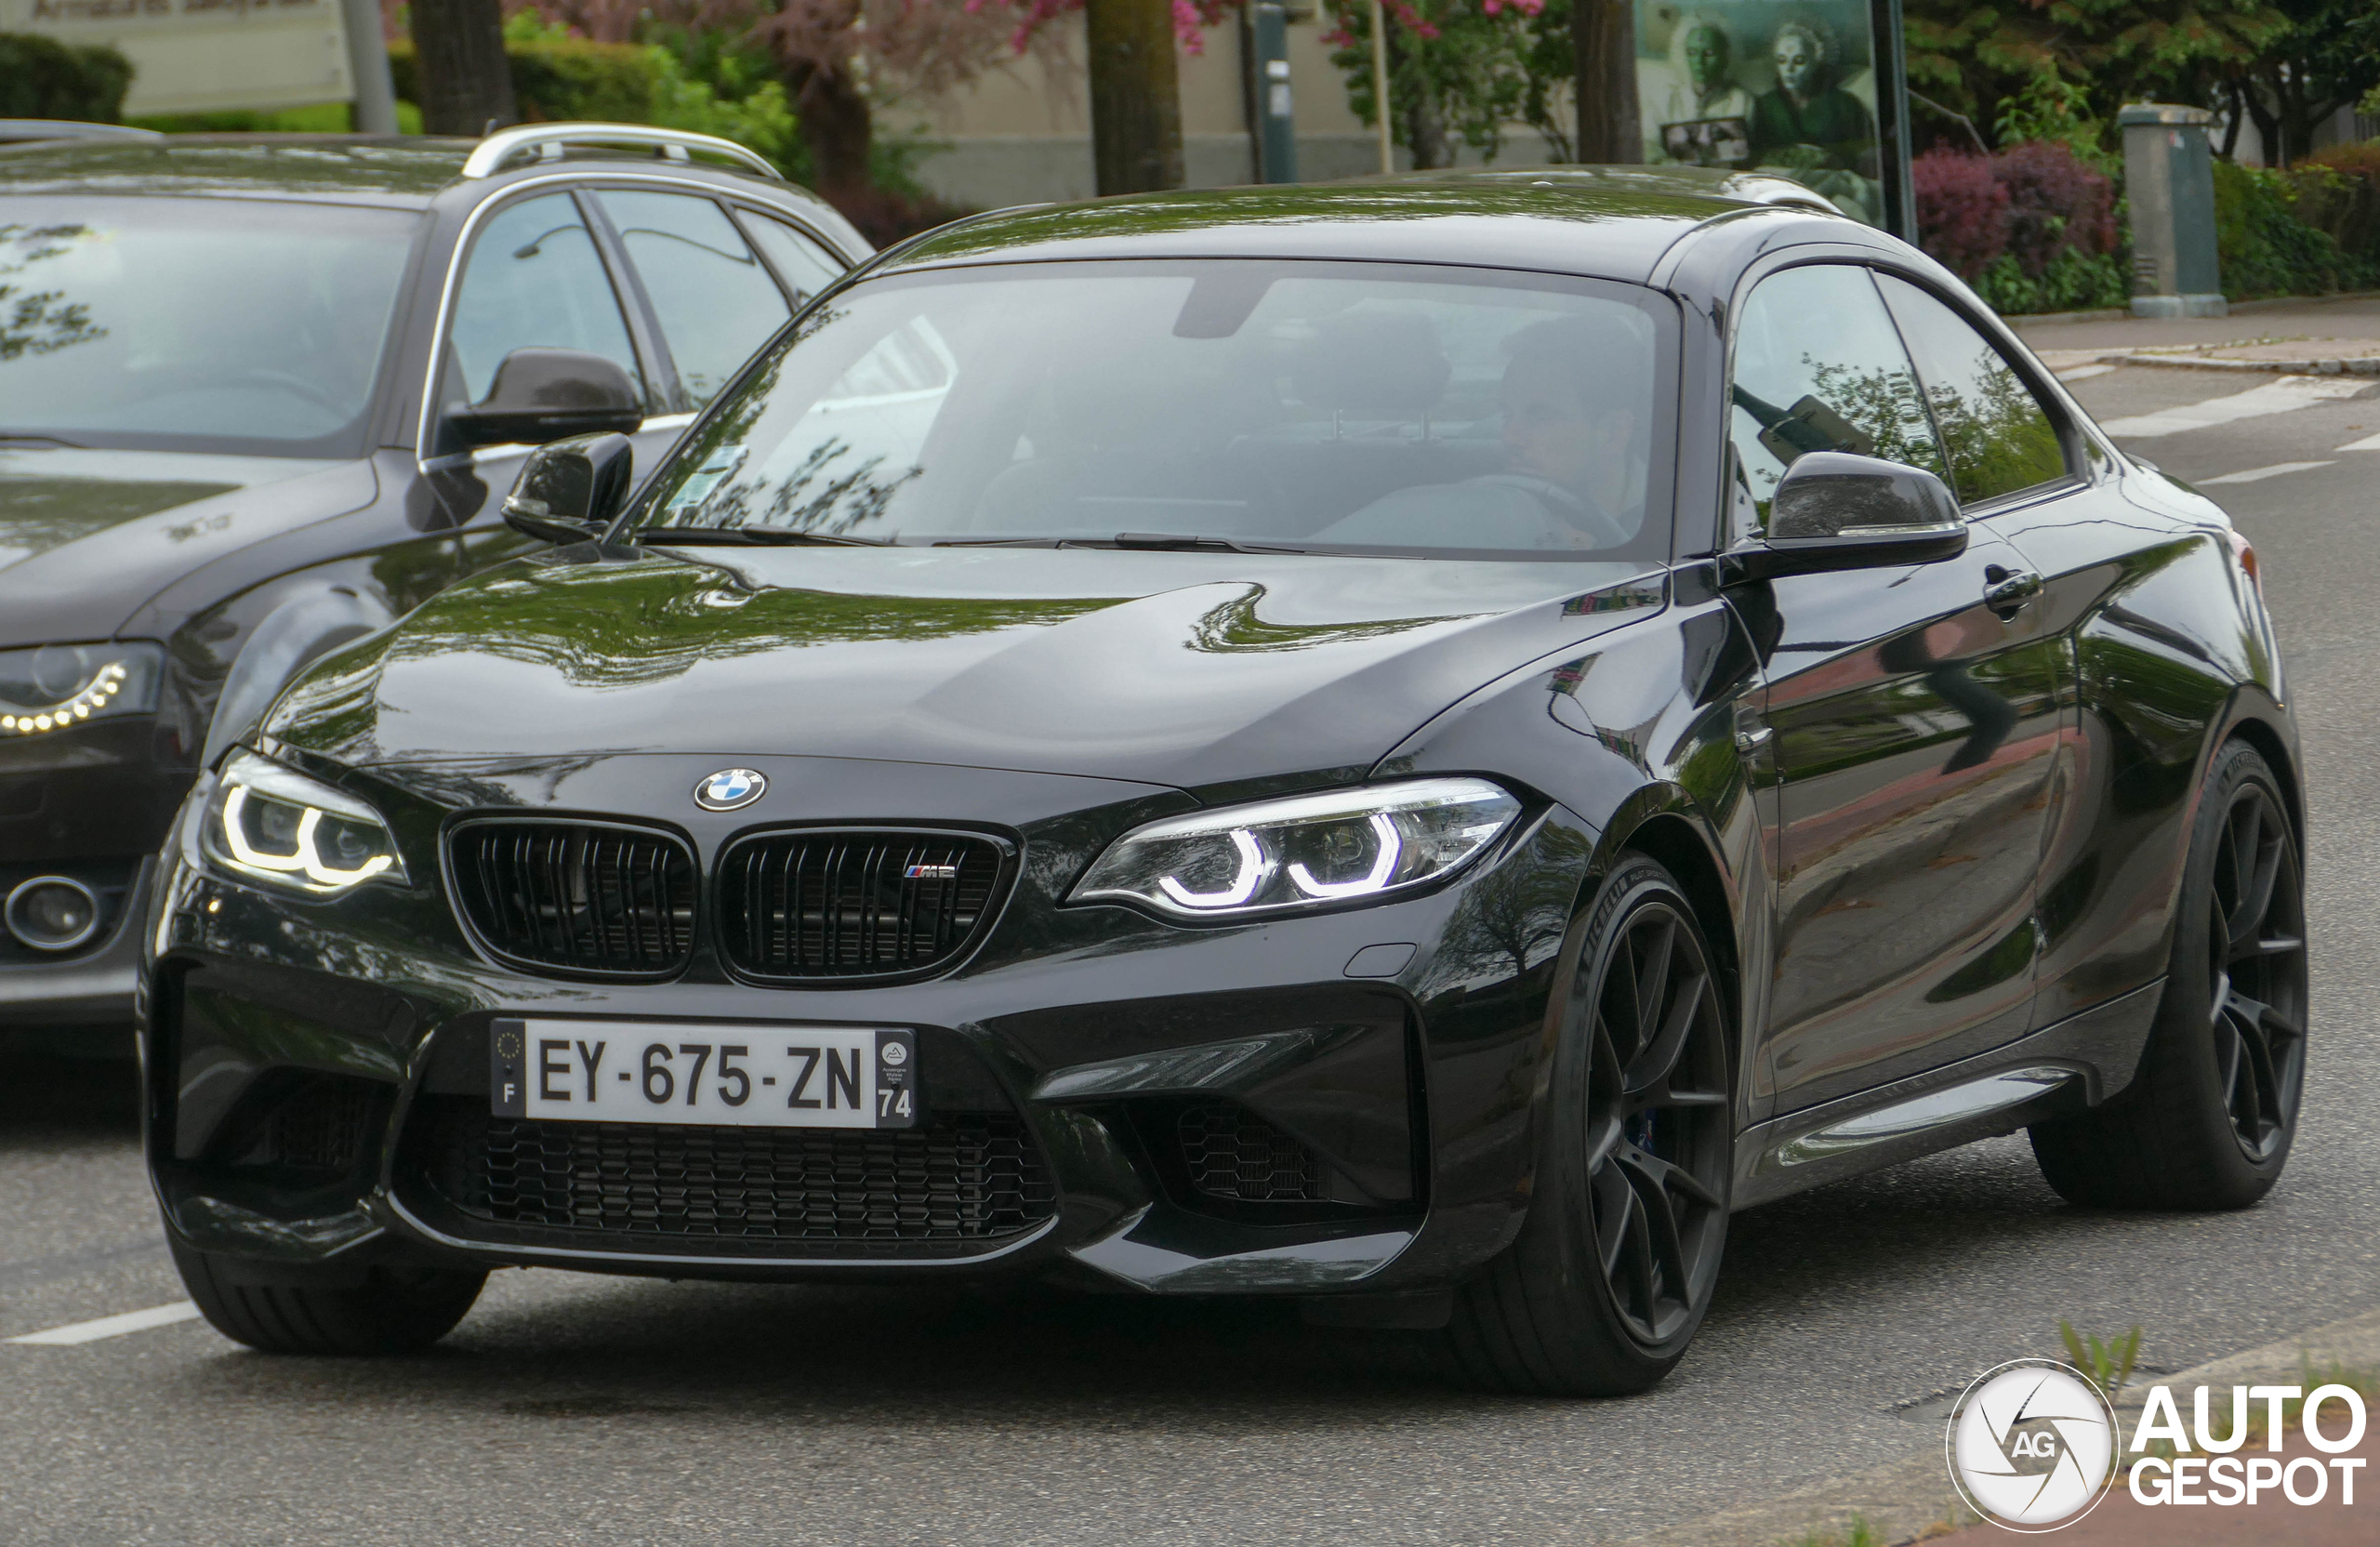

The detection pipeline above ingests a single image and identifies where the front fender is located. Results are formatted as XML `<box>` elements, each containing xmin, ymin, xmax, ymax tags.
<box><xmin>197</xmin><ymin>586</ymin><xmax>397</xmax><ymax>770</ymax></box>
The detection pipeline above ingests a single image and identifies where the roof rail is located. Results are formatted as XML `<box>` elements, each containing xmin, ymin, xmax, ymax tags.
<box><xmin>461</xmin><ymin>123</ymin><xmax>782</xmax><ymax>181</ymax></box>
<box><xmin>0</xmin><ymin>119</ymin><xmax>165</xmax><ymax>146</ymax></box>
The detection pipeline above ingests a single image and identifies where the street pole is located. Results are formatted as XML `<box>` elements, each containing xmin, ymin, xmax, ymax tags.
<box><xmin>1370</xmin><ymin>0</ymin><xmax>1392</xmax><ymax>174</ymax></box>
<box><xmin>339</xmin><ymin>0</ymin><xmax>399</xmax><ymax>134</ymax></box>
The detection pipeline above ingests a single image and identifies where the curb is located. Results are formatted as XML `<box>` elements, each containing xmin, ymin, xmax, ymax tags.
<box><xmin>2005</xmin><ymin>290</ymin><xmax>2380</xmax><ymax>329</ymax></box>
<box><xmin>2091</xmin><ymin>352</ymin><xmax>2380</xmax><ymax>376</ymax></box>
<box><xmin>1628</xmin><ymin>1305</ymin><xmax>2380</xmax><ymax>1547</ymax></box>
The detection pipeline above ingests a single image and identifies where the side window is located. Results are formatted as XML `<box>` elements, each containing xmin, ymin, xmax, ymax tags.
<box><xmin>737</xmin><ymin>212</ymin><xmax>845</xmax><ymax>304</ymax></box>
<box><xmin>600</xmin><ymin>191</ymin><xmax>792</xmax><ymax>408</ymax></box>
<box><xmin>1726</xmin><ymin>264</ymin><xmax>1944</xmax><ymax>543</ymax></box>
<box><xmin>445</xmin><ymin>192</ymin><xmax>644</xmax><ymax>416</ymax></box>
<box><xmin>1876</xmin><ymin>273</ymin><xmax>2069</xmax><ymax>507</ymax></box>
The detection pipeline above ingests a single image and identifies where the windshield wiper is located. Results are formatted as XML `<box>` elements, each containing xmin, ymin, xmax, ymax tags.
<box><xmin>641</xmin><ymin>526</ymin><xmax>890</xmax><ymax>547</ymax></box>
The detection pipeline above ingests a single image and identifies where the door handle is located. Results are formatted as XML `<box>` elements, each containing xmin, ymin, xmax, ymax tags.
<box><xmin>1983</xmin><ymin>568</ymin><xmax>2043</xmax><ymax>617</ymax></box>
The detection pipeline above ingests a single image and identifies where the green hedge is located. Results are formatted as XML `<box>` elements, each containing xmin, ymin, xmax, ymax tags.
<box><xmin>384</xmin><ymin>33</ymin><xmax>800</xmax><ymax>178</ymax></box>
<box><xmin>387</xmin><ymin>34</ymin><xmax>655</xmax><ymax>126</ymax></box>
<box><xmin>0</xmin><ymin>31</ymin><xmax>132</xmax><ymax>122</ymax></box>
<box><xmin>2211</xmin><ymin>159</ymin><xmax>2377</xmax><ymax>301</ymax></box>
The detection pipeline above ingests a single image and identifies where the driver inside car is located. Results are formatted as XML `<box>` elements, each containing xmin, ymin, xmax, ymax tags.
<box><xmin>1316</xmin><ymin>313</ymin><xmax>1647</xmax><ymax>550</ymax></box>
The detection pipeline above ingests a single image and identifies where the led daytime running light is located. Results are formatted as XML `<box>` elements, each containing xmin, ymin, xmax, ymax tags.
<box><xmin>218</xmin><ymin>785</ymin><xmax>398</xmax><ymax>892</ymax></box>
<box><xmin>0</xmin><ymin>661</ymin><xmax>129</xmax><ymax>735</ymax></box>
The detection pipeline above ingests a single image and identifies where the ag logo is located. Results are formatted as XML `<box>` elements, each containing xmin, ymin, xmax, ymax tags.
<box><xmin>694</xmin><ymin>767</ymin><xmax>766</xmax><ymax>812</ymax></box>
<box><xmin>1947</xmin><ymin>1360</ymin><xmax>2117</xmax><ymax>1531</ymax></box>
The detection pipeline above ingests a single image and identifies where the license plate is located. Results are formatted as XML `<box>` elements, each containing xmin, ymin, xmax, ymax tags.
<box><xmin>488</xmin><ymin>1018</ymin><xmax>918</xmax><ymax>1130</ymax></box>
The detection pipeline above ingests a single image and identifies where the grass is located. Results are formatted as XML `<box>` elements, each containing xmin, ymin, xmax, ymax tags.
<box><xmin>2059</xmin><ymin>1320</ymin><xmax>2141</xmax><ymax>1396</ymax></box>
<box><xmin>1780</xmin><ymin>1516</ymin><xmax>1882</xmax><ymax>1547</ymax></box>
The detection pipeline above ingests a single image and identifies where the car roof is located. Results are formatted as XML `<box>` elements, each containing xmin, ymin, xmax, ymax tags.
<box><xmin>879</xmin><ymin>179</ymin><xmax>1834</xmax><ymax>287</ymax></box>
<box><xmin>0</xmin><ymin>132</ymin><xmax>819</xmax><ymax>213</ymax></box>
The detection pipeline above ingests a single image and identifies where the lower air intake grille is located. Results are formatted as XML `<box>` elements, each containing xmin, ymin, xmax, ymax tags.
<box><xmin>407</xmin><ymin>1101</ymin><xmax>1055</xmax><ymax>1247</ymax></box>
<box><xmin>267</xmin><ymin>1075</ymin><xmax>380</xmax><ymax>1175</ymax></box>
<box><xmin>448</xmin><ymin>821</ymin><xmax>696</xmax><ymax>978</ymax></box>
<box><xmin>1177</xmin><ymin>1101</ymin><xmax>1329</xmax><ymax>1202</ymax></box>
<box><xmin>716</xmin><ymin>828</ymin><xmax>1006</xmax><ymax>983</ymax></box>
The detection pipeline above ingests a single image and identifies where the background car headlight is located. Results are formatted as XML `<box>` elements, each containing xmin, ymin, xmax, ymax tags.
<box><xmin>0</xmin><ymin>641</ymin><xmax>164</xmax><ymax>736</ymax></box>
<box><xmin>203</xmin><ymin>750</ymin><xmax>407</xmax><ymax>895</ymax></box>
<box><xmin>1070</xmin><ymin>777</ymin><xmax>1522</xmax><ymax>919</ymax></box>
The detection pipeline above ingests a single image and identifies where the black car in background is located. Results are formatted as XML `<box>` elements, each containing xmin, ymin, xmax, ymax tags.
<box><xmin>145</xmin><ymin>180</ymin><xmax>2305</xmax><ymax>1395</ymax></box>
<box><xmin>0</xmin><ymin>123</ymin><xmax>868</xmax><ymax>1031</ymax></box>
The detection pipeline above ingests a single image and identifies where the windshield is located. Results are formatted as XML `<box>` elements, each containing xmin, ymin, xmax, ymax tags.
<box><xmin>0</xmin><ymin>196</ymin><xmax>418</xmax><ymax>456</ymax></box>
<box><xmin>636</xmin><ymin>260</ymin><xmax>1676</xmax><ymax>559</ymax></box>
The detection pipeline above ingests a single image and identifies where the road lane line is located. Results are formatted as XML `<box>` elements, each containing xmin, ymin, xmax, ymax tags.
<box><xmin>2200</xmin><ymin>460</ymin><xmax>2339</xmax><ymax>484</ymax></box>
<box><xmin>2054</xmin><ymin>364</ymin><xmax>2117</xmax><ymax>382</ymax></box>
<box><xmin>2097</xmin><ymin>376</ymin><xmax>2379</xmax><ymax>438</ymax></box>
<box><xmin>6</xmin><ymin>1302</ymin><xmax>200</xmax><ymax>1345</ymax></box>
<box><xmin>2338</xmin><ymin>430</ymin><xmax>2380</xmax><ymax>451</ymax></box>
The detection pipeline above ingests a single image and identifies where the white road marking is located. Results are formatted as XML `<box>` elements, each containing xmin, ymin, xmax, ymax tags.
<box><xmin>2096</xmin><ymin>376</ymin><xmax>2380</xmax><ymax>438</ymax></box>
<box><xmin>2337</xmin><ymin>430</ymin><xmax>2380</xmax><ymax>451</ymax></box>
<box><xmin>2054</xmin><ymin>364</ymin><xmax>2117</xmax><ymax>382</ymax></box>
<box><xmin>6</xmin><ymin>1301</ymin><xmax>200</xmax><ymax>1346</ymax></box>
<box><xmin>2199</xmin><ymin>460</ymin><xmax>2339</xmax><ymax>485</ymax></box>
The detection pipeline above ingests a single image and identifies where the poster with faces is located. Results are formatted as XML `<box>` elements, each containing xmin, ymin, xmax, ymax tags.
<box><xmin>1633</xmin><ymin>0</ymin><xmax>1886</xmax><ymax>227</ymax></box>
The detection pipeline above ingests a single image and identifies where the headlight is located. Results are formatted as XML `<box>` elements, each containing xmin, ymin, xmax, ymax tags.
<box><xmin>1070</xmin><ymin>777</ymin><xmax>1522</xmax><ymax>919</ymax></box>
<box><xmin>203</xmin><ymin>750</ymin><xmax>408</xmax><ymax>896</ymax></box>
<box><xmin>0</xmin><ymin>641</ymin><xmax>164</xmax><ymax>736</ymax></box>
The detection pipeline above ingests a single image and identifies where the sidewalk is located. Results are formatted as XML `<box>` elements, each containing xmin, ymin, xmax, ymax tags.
<box><xmin>2012</xmin><ymin>295</ymin><xmax>2380</xmax><ymax>379</ymax></box>
<box><xmin>1633</xmin><ymin>1305</ymin><xmax>2380</xmax><ymax>1547</ymax></box>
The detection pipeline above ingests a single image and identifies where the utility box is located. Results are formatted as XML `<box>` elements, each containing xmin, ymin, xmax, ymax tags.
<box><xmin>2121</xmin><ymin>103</ymin><xmax>2228</xmax><ymax>319</ymax></box>
<box><xmin>1241</xmin><ymin>1</ymin><xmax>1297</xmax><ymax>184</ymax></box>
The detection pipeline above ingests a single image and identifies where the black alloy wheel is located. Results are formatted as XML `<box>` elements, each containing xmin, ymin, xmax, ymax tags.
<box><xmin>2204</xmin><ymin>776</ymin><xmax>2307</xmax><ymax>1161</ymax></box>
<box><xmin>1444</xmin><ymin>854</ymin><xmax>1735</xmax><ymax>1395</ymax></box>
<box><xmin>1587</xmin><ymin>896</ymin><xmax>1732</xmax><ymax>1344</ymax></box>
<box><xmin>2031</xmin><ymin>740</ymin><xmax>2307</xmax><ymax>1210</ymax></box>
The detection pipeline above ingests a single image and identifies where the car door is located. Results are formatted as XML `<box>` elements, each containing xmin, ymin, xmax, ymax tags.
<box><xmin>1871</xmin><ymin>270</ymin><xmax>2214</xmax><ymax>1036</ymax></box>
<box><xmin>1726</xmin><ymin>262</ymin><xmax>2068</xmax><ymax>1115</ymax></box>
<box><xmin>422</xmin><ymin>187</ymin><xmax>686</xmax><ymax>572</ymax></box>
<box><xmin>589</xmin><ymin>188</ymin><xmax>798</xmax><ymax>410</ymax></box>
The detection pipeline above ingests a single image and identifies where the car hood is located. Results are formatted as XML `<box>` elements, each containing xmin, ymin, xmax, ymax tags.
<box><xmin>265</xmin><ymin>546</ymin><xmax>1667</xmax><ymax>792</ymax></box>
<box><xmin>0</xmin><ymin>446</ymin><xmax>365</xmax><ymax>646</ymax></box>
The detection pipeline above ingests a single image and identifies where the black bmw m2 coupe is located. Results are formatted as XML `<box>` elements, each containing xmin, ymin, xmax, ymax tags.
<box><xmin>141</xmin><ymin>178</ymin><xmax>2306</xmax><ymax>1395</ymax></box>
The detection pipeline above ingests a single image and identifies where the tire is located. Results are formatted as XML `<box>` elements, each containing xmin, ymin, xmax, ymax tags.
<box><xmin>1442</xmin><ymin>854</ymin><xmax>1734</xmax><ymax>1396</ymax></box>
<box><xmin>171</xmin><ymin>1236</ymin><xmax>485</xmax><ymax>1355</ymax></box>
<box><xmin>2030</xmin><ymin>740</ymin><xmax>2308</xmax><ymax>1210</ymax></box>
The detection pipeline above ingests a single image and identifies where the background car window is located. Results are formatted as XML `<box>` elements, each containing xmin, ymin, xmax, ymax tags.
<box><xmin>445</xmin><ymin>192</ymin><xmax>643</xmax><ymax>412</ymax></box>
<box><xmin>641</xmin><ymin>261</ymin><xmax>1674</xmax><ymax>558</ymax></box>
<box><xmin>602</xmin><ymin>191</ymin><xmax>793</xmax><ymax>408</ymax></box>
<box><xmin>737</xmin><ymin>211</ymin><xmax>845</xmax><ymax>303</ymax></box>
<box><xmin>1876</xmin><ymin>273</ymin><xmax>2069</xmax><ymax>506</ymax></box>
<box><xmin>1726</xmin><ymin>264</ymin><xmax>1944</xmax><ymax>542</ymax></box>
<box><xmin>0</xmin><ymin>196</ymin><xmax>416</xmax><ymax>457</ymax></box>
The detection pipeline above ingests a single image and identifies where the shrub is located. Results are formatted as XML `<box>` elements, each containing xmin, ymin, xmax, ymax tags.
<box><xmin>2293</xmin><ymin>143</ymin><xmax>2380</xmax><ymax>268</ymax></box>
<box><xmin>0</xmin><ymin>31</ymin><xmax>132</xmax><ymax>123</ymax></box>
<box><xmin>1914</xmin><ymin>147</ymin><xmax>2010</xmax><ymax>279</ymax></box>
<box><xmin>2211</xmin><ymin>158</ymin><xmax>2376</xmax><ymax>301</ymax></box>
<box><xmin>1991</xmin><ymin>139</ymin><xmax>2117</xmax><ymax>277</ymax></box>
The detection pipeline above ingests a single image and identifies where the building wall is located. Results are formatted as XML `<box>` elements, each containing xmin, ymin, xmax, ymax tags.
<box><xmin>888</xmin><ymin>14</ymin><xmax>1556</xmax><ymax>210</ymax></box>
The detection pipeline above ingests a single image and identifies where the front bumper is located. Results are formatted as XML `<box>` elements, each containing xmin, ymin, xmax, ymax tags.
<box><xmin>141</xmin><ymin>752</ymin><xmax>1593</xmax><ymax>1296</ymax></box>
<box><xmin>1</xmin><ymin>708</ymin><xmax>191</xmax><ymax>1026</ymax></box>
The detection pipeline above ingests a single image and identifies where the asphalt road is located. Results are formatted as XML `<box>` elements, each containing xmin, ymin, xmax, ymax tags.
<box><xmin>7</xmin><ymin>364</ymin><xmax>2380</xmax><ymax>1546</ymax></box>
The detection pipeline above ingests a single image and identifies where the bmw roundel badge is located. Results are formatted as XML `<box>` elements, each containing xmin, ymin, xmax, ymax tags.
<box><xmin>694</xmin><ymin>767</ymin><xmax>767</xmax><ymax>812</ymax></box>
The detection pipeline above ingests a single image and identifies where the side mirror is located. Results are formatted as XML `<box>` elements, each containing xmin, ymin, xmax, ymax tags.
<box><xmin>503</xmin><ymin>432</ymin><xmax>633</xmax><ymax>543</ymax></box>
<box><xmin>1725</xmin><ymin>452</ymin><xmax>1968</xmax><ymax>582</ymax></box>
<box><xmin>448</xmin><ymin>348</ymin><xmax>644</xmax><ymax>448</ymax></box>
